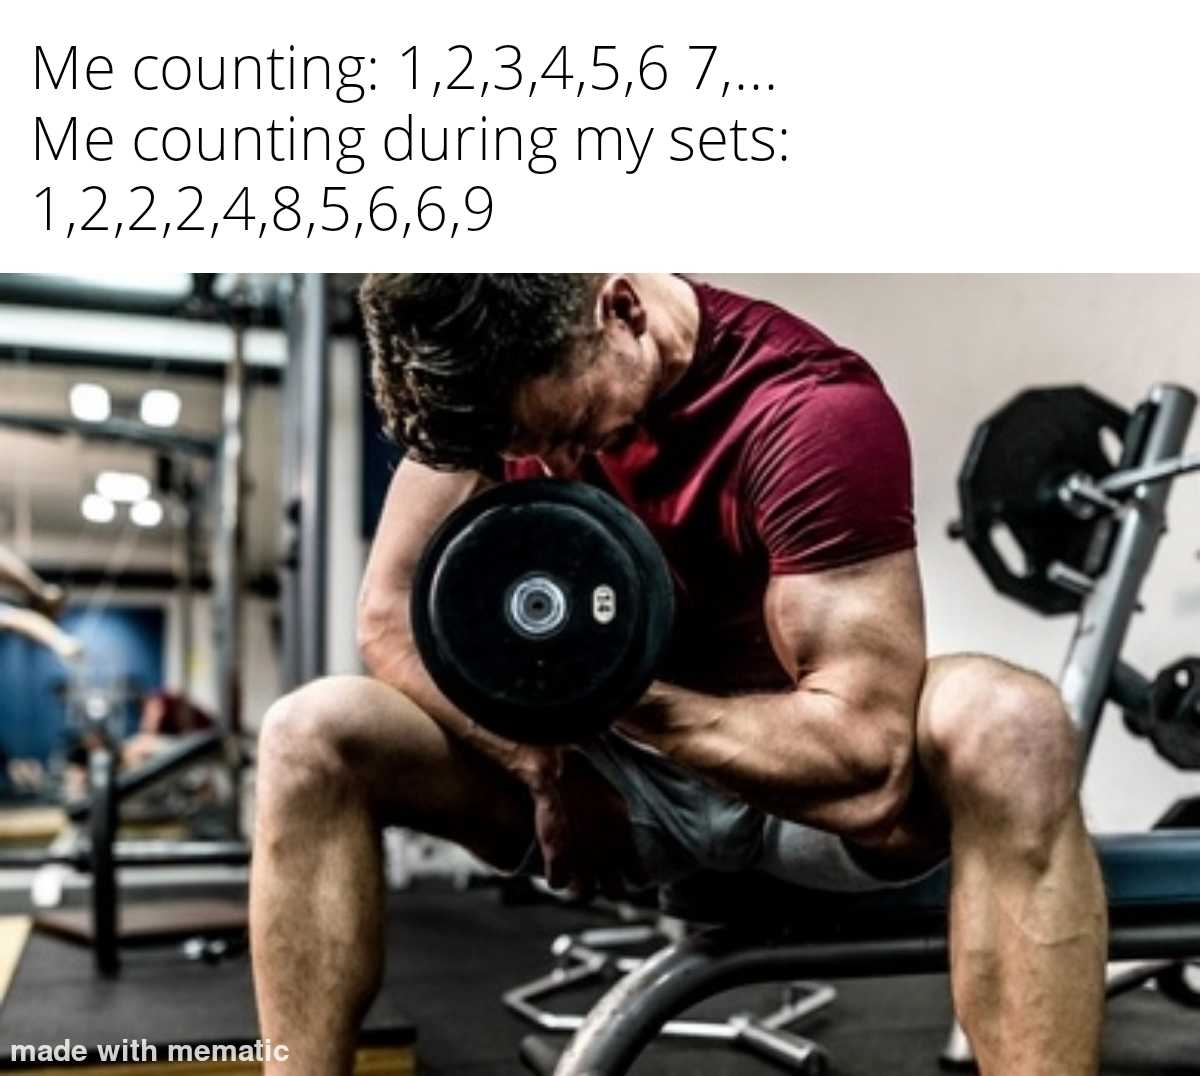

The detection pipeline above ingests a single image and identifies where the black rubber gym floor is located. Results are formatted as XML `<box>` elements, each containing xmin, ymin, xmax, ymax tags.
<box><xmin>384</xmin><ymin>888</ymin><xmax>1200</xmax><ymax>1075</ymax></box>
<box><xmin>1</xmin><ymin>886</ymin><xmax>1197</xmax><ymax>1074</ymax></box>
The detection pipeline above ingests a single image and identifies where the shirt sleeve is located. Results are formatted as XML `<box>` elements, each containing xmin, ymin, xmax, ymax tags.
<box><xmin>741</xmin><ymin>374</ymin><xmax>916</xmax><ymax>575</ymax></box>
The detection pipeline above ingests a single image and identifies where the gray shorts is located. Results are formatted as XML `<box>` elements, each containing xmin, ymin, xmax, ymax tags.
<box><xmin>519</xmin><ymin>732</ymin><xmax>939</xmax><ymax>893</ymax></box>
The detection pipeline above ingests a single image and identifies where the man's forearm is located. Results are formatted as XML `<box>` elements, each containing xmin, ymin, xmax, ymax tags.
<box><xmin>359</xmin><ymin>613</ymin><xmax>529</xmax><ymax>775</ymax></box>
<box><xmin>616</xmin><ymin>682</ymin><xmax>913</xmax><ymax>839</ymax></box>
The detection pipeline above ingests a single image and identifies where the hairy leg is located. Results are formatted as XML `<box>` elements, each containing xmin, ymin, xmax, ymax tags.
<box><xmin>250</xmin><ymin>676</ymin><xmax>535</xmax><ymax>1076</ymax></box>
<box><xmin>916</xmin><ymin>655</ymin><xmax>1107</xmax><ymax>1076</ymax></box>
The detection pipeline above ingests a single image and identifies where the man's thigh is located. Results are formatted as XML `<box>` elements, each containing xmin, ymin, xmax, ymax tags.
<box><xmin>270</xmin><ymin>675</ymin><xmax>536</xmax><ymax>871</ymax></box>
<box><xmin>578</xmin><ymin>731</ymin><xmax>942</xmax><ymax>892</ymax></box>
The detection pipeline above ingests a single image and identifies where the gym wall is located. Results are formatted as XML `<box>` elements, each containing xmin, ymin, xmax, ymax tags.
<box><xmin>0</xmin><ymin>604</ymin><xmax>163</xmax><ymax>762</ymax></box>
<box><xmin>701</xmin><ymin>274</ymin><xmax>1200</xmax><ymax>831</ymax></box>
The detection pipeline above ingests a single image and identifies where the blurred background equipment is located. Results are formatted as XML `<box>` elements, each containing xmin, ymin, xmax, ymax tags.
<box><xmin>0</xmin><ymin>273</ymin><xmax>378</xmax><ymax>980</ymax></box>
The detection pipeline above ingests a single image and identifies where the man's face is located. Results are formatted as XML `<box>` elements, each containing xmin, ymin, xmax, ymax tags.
<box><xmin>508</xmin><ymin>328</ymin><xmax>658</xmax><ymax>477</ymax></box>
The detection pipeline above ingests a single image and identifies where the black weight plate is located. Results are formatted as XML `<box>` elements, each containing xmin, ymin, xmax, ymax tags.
<box><xmin>1156</xmin><ymin>963</ymin><xmax>1200</xmax><ymax>1009</ymax></box>
<box><xmin>431</xmin><ymin>506</ymin><xmax>641</xmax><ymax>707</ymax></box>
<box><xmin>957</xmin><ymin>385</ymin><xmax>1128</xmax><ymax>615</ymax></box>
<box><xmin>412</xmin><ymin>480</ymin><xmax>674</xmax><ymax>744</ymax></box>
<box><xmin>1149</xmin><ymin>657</ymin><xmax>1200</xmax><ymax>770</ymax></box>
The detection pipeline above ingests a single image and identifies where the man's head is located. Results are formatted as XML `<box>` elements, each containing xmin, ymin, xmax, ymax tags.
<box><xmin>360</xmin><ymin>274</ymin><xmax>671</xmax><ymax>475</ymax></box>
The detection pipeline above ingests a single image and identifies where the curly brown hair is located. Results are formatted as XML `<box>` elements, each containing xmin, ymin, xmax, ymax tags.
<box><xmin>359</xmin><ymin>274</ymin><xmax>602</xmax><ymax>470</ymax></box>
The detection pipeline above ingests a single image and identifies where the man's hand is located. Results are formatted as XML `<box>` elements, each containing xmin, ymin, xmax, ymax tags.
<box><xmin>507</xmin><ymin>745</ymin><xmax>646</xmax><ymax>898</ymax></box>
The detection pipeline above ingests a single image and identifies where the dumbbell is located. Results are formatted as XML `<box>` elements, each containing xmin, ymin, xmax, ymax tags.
<box><xmin>411</xmin><ymin>480</ymin><xmax>674</xmax><ymax>744</ymax></box>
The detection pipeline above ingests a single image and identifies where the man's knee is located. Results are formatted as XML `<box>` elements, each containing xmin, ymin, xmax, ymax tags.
<box><xmin>257</xmin><ymin>676</ymin><xmax>409</xmax><ymax>817</ymax></box>
<box><xmin>919</xmin><ymin>656</ymin><xmax>1080</xmax><ymax>844</ymax></box>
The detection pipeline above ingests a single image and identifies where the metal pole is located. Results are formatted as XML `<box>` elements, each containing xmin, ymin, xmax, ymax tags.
<box><xmin>213</xmin><ymin>293</ymin><xmax>249</xmax><ymax>829</ymax></box>
<box><xmin>178</xmin><ymin>461</ymin><xmax>202</xmax><ymax>701</ymax></box>
<box><xmin>88</xmin><ymin>744</ymin><xmax>120</xmax><ymax>977</ymax></box>
<box><xmin>280</xmin><ymin>274</ymin><xmax>330</xmax><ymax>687</ymax></box>
<box><xmin>177</xmin><ymin>519</ymin><xmax>192</xmax><ymax>701</ymax></box>
<box><xmin>1100</xmin><ymin>450</ymin><xmax>1200</xmax><ymax>495</ymax></box>
<box><xmin>278</xmin><ymin>278</ymin><xmax>301</xmax><ymax>691</ymax></box>
<box><xmin>1059</xmin><ymin>383</ymin><xmax>1196</xmax><ymax>754</ymax></box>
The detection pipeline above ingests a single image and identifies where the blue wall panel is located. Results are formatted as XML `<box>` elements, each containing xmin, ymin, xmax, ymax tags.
<box><xmin>0</xmin><ymin>605</ymin><xmax>164</xmax><ymax>763</ymax></box>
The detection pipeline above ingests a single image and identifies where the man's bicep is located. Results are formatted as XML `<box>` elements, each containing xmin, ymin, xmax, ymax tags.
<box><xmin>762</xmin><ymin>551</ymin><xmax>927</xmax><ymax>714</ymax></box>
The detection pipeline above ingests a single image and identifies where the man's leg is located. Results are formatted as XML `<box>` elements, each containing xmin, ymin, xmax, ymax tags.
<box><xmin>916</xmin><ymin>655</ymin><xmax>1107</xmax><ymax>1076</ymax></box>
<box><xmin>0</xmin><ymin>604</ymin><xmax>83</xmax><ymax>662</ymax></box>
<box><xmin>250</xmin><ymin>676</ymin><xmax>535</xmax><ymax>1075</ymax></box>
<box><xmin>0</xmin><ymin>545</ymin><xmax>64</xmax><ymax>616</ymax></box>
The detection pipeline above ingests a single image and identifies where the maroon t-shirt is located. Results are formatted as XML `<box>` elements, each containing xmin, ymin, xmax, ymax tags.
<box><xmin>505</xmin><ymin>281</ymin><xmax>915</xmax><ymax>695</ymax></box>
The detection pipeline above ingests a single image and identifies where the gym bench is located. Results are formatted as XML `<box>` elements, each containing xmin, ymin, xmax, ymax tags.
<box><xmin>517</xmin><ymin>382</ymin><xmax>1200</xmax><ymax>1074</ymax></box>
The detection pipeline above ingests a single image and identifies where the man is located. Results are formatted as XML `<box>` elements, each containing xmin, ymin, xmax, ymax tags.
<box><xmin>251</xmin><ymin>275</ymin><xmax>1106</xmax><ymax>1075</ymax></box>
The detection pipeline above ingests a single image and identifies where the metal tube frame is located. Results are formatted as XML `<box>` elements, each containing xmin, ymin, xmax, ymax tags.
<box><xmin>178</xmin><ymin>460</ymin><xmax>204</xmax><ymax>701</ymax></box>
<box><xmin>279</xmin><ymin>273</ymin><xmax>330</xmax><ymax>689</ymax></box>
<box><xmin>212</xmin><ymin>294</ymin><xmax>249</xmax><ymax>836</ymax></box>
<box><xmin>506</xmin><ymin>928</ymin><xmax>833</xmax><ymax>1069</ymax></box>
<box><xmin>88</xmin><ymin>745</ymin><xmax>119</xmax><ymax>976</ymax></box>
<box><xmin>0</xmin><ymin>841</ymin><xmax>251</xmax><ymax>870</ymax></box>
<box><xmin>279</xmin><ymin>277</ymin><xmax>303</xmax><ymax>691</ymax></box>
<box><xmin>1060</xmin><ymin>383</ymin><xmax>1196</xmax><ymax>751</ymax></box>
<box><xmin>555</xmin><ymin>383</ymin><xmax>1200</xmax><ymax>1076</ymax></box>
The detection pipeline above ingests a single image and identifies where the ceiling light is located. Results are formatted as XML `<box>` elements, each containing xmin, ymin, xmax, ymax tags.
<box><xmin>140</xmin><ymin>389</ymin><xmax>182</xmax><ymax>428</ymax></box>
<box><xmin>69</xmin><ymin>383</ymin><xmax>111</xmax><ymax>422</ymax></box>
<box><xmin>81</xmin><ymin>493</ymin><xmax>116</xmax><ymax>523</ymax></box>
<box><xmin>129</xmin><ymin>499</ymin><xmax>164</xmax><ymax>528</ymax></box>
<box><xmin>95</xmin><ymin>471</ymin><xmax>151</xmax><ymax>503</ymax></box>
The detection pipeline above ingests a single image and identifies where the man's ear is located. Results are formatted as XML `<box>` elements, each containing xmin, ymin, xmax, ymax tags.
<box><xmin>597</xmin><ymin>276</ymin><xmax>647</xmax><ymax>337</ymax></box>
